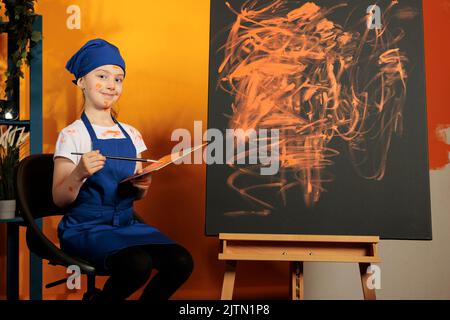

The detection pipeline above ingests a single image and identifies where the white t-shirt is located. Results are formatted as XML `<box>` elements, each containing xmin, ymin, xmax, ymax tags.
<box><xmin>54</xmin><ymin>119</ymin><xmax>147</xmax><ymax>167</ymax></box>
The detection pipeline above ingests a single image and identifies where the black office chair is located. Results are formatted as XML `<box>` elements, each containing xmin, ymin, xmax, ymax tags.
<box><xmin>16</xmin><ymin>153</ymin><xmax>145</xmax><ymax>300</ymax></box>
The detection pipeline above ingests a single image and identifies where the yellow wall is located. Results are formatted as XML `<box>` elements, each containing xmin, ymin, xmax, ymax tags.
<box><xmin>38</xmin><ymin>0</ymin><xmax>213</xmax><ymax>300</ymax></box>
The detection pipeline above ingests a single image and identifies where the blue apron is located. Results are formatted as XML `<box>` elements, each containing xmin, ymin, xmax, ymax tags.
<box><xmin>58</xmin><ymin>112</ymin><xmax>174</xmax><ymax>271</ymax></box>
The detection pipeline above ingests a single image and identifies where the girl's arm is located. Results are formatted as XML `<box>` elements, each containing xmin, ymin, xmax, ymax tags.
<box><xmin>132</xmin><ymin>153</ymin><xmax>151</xmax><ymax>200</ymax></box>
<box><xmin>52</xmin><ymin>151</ymin><xmax>106</xmax><ymax>208</ymax></box>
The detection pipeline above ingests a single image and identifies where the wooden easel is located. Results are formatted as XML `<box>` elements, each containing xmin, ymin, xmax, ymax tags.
<box><xmin>219</xmin><ymin>233</ymin><xmax>380</xmax><ymax>300</ymax></box>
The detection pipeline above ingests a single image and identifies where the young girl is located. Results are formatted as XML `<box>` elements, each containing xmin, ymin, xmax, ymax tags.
<box><xmin>52</xmin><ymin>38</ymin><xmax>193</xmax><ymax>301</ymax></box>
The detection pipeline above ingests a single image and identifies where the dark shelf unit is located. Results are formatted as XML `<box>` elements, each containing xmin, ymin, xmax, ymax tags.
<box><xmin>1</xmin><ymin>15</ymin><xmax>43</xmax><ymax>300</ymax></box>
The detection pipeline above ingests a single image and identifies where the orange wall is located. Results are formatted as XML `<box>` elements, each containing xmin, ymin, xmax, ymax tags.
<box><xmin>36</xmin><ymin>0</ymin><xmax>220</xmax><ymax>300</ymax></box>
<box><xmin>423</xmin><ymin>1</ymin><xmax>450</xmax><ymax>169</ymax></box>
<box><xmin>1</xmin><ymin>0</ymin><xmax>449</xmax><ymax>300</ymax></box>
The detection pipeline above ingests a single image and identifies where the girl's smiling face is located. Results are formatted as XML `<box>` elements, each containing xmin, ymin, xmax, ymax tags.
<box><xmin>77</xmin><ymin>64</ymin><xmax>125</xmax><ymax>110</ymax></box>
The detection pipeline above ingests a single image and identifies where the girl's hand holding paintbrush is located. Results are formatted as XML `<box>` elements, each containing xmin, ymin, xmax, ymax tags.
<box><xmin>71</xmin><ymin>151</ymin><xmax>155</xmax><ymax>189</ymax></box>
<box><xmin>74</xmin><ymin>150</ymin><xmax>106</xmax><ymax>181</ymax></box>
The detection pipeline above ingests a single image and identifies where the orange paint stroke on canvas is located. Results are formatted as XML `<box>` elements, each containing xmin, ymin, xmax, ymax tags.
<box><xmin>218</xmin><ymin>0</ymin><xmax>410</xmax><ymax>211</ymax></box>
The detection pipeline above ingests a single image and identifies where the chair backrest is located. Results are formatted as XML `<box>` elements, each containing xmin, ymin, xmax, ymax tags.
<box><xmin>15</xmin><ymin>154</ymin><xmax>97</xmax><ymax>273</ymax></box>
<box><xmin>16</xmin><ymin>153</ymin><xmax>65</xmax><ymax>222</ymax></box>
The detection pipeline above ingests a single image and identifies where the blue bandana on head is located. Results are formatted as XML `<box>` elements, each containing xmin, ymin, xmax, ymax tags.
<box><xmin>66</xmin><ymin>38</ymin><xmax>126</xmax><ymax>85</ymax></box>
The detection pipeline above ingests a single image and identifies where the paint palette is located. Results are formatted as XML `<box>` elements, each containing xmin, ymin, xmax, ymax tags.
<box><xmin>119</xmin><ymin>143</ymin><xmax>207</xmax><ymax>183</ymax></box>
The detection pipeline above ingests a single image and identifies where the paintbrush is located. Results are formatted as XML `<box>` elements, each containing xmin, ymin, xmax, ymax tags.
<box><xmin>71</xmin><ymin>152</ymin><xmax>159</xmax><ymax>163</ymax></box>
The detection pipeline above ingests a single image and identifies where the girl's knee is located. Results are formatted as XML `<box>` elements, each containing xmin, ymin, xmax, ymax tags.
<box><xmin>172</xmin><ymin>245</ymin><xmax>194</xmax><ymax>277</ymax></box>
<box><xmin>107</xmin><ymin>246</ymin><xmax>153</xmax><ymax>278</ymax></box>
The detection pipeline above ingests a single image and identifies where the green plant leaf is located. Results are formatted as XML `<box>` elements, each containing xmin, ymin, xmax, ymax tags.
<box><xmin>31</xmin><ymin>31</ymin><xmax>41</xmax><ymax>42</ymax></box>
<box><xmin>2</xmin><ymin>0</ymin><xmax>39</xmax><ymax>100</ymax></box>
